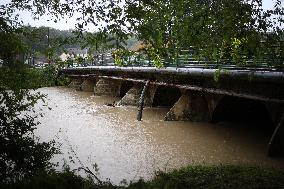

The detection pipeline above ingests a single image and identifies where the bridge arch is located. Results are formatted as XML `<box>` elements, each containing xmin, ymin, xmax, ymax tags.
<box><xmin>119</xmin><ymin>81</ymin><xmax>134</xmax><ymax>98</ymax></box>
<box><xmin>152</xmin><ymin>86</ymin><xmax>181</xmax><ymax>107</ymax></box>
<box><xmin>211</xmin><ymin>96</ymin><xmax>274</xmax><ymax>130</ymax></box>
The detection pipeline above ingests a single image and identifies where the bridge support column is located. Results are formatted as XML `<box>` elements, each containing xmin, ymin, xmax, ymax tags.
<box><xmin>205</xmin><ymin>94</ymin><xmax>223</xmax><ymax>121</ymax></box>
<box><xmin>80</xmin><ymin>78</ymin><xmax>96</xmax><ymax>92</ymax></box>
<box><xmin>268</xmin><ymin>112</ymin><xmax>284</xmax><ymax>157</ymax></box>
<box><xmin>144</xmin><ymin>84</ymin><xmax>158</xmax><ymax>106</ymax></box>
<box><xmin>118</xmin><ymin>84</ymin><xmax>143</xmax><ymax>106</ymax></box>
<box><xmin>165</xmin><ymin>90</ymin><xmax>210</xmax><ymax>121</ymax></box>
<box><xmin>68</xmin><ymin>78</ymin><xmax>84</xmax><ymax>90</ymax></box>
<box><xmin>118</xmin><ymin>83</ymin><xmax>157</xmax><ymax>106</ymax></box>
<box><xmin>94</xmin><ymin>78</ymin><xmax>121</xmax><ymax>97</ymax></box>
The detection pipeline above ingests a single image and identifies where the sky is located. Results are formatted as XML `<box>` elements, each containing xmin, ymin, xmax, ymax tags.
<box><xmin>0</xmin><ymin>0</ymin><xmax>277</xmax><ymax>31</ymax></box>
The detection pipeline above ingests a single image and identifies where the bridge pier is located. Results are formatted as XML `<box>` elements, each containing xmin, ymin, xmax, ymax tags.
<box><xmin>165</xmin><ymin>90</ymin><xmax>210</xmax><ymax>121</ymax></box>
<box><xmin>68</xmin><ymin>78</ymin><xmax>84</xmax><ymax>90</ymax></box>
<box><xmin>145</xmin><ymin>85</ymin><xmax>158</xmax><ymax>106</ymax></box>
<box><xmin>205</xmin><ymin>94</ymin><xmax>224</xmax><ymax>121</ymax></box>
<box><xmin>118</xmin><ymin>83</ymin><xmax>157</xmax><ymax>106</ymax></box>
<box><xmin>94</xmin><ymin>78</ymin><xmax>122</xmax><ymax>97</ymax></box>
<box><xmin>80</xmin><ymin>78</ymin><xmax>97</xmax><ymax>92</ymax></box>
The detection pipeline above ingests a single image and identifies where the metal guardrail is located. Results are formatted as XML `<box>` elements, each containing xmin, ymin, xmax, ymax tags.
<box><xmin>65</xmin><ymin>49</ymin><xmax>283</xmax><ymax>72</ymax></box>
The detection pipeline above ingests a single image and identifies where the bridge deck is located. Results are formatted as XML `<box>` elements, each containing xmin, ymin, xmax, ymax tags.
<box><xmin>61</xmin><ymin>66</ymin><xmax>284</xmax><ymax>82</ymax></box>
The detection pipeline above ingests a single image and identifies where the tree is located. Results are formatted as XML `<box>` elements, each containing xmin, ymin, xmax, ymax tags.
<box><xmin>0</xmin><ymin>64</ymin><xmax>58</xmax><ymax>183</ymax></box>
<box><xmin>3</xmin><ymin>0</ymin><xmax>282</xmax><ymax>66</ymax></box>
<box><xmin>123</xmin><ymin>0</ymin><xmax>283</xmax><ymax>66</ymax></box>
<box><xmin>75</xmin><ymin>56</ymin><xmax>85</xmax><ymax>66</ymax></box>
<box><xmin>0</xmin><ymin>1</ymin><xmax>60</xmax><ymax>184</ymax></box>
<box><xmin>37</xmin><ymin>0</ymin><xmax>280</xmax><ymax>66</ymax></box>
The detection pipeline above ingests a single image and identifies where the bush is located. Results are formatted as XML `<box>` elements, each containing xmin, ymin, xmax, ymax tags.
<box><xmin>147</xmin><ymin>165</ymin><xmax>284</xmax><ymax>189</ymax></box>
<box><xmin>0</xmin><ymin>64</ymin><xmax>58</xmax><ymax>184</ymax></box>
<box><xmin>19</xmin><ymin>65</ymin><xmax>70</xmax><ymax>88</ymax></box>
<box><xmin>2</xmin><ymin>165</ymin><xmax>284</xmax><ymax>189</ymax></box>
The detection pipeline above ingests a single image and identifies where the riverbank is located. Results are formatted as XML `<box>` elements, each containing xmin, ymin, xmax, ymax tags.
<box><xmin>28</xmin><ymin>66</ymin><xmax>70</xmax><ymax>88</ymax></box>
<box><xmin>0</xmin><ymin>65</ymin><xmax>69</xmax><ymax>89</ymax></box>
<box><xmin>4</xmin><ymin>165</ymin><xmax>284</xmax><ymax>189</ymax></box>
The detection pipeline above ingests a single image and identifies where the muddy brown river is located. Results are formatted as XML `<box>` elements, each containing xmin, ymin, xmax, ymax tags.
<box><xmin>35</xmin><ymin>87</ymin><xmax>284</xmax><ymax>184</ymax></box>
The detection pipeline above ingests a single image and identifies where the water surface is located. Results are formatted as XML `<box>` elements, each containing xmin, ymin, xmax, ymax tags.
<box><xmin>35</xmin><ymin>87</ymin><xmax>284</xmax><ymax>184</ymax></box>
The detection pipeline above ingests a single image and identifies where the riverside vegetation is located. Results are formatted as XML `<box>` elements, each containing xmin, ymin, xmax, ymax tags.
<box><xmin>2</xmin><ymin>164</ymin><xmax>284</xmax><ymax>189</ymax></box>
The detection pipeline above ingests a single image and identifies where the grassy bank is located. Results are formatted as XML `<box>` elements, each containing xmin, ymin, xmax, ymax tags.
<box><xmin>3</xmin><ymin>165</ymin><xmax>284</xmax><ymax>189</ymax></box>
<box><xmin>141</xmin><ymin>165</ymin><xmax>284</xmax><ymax>189</ymax></box>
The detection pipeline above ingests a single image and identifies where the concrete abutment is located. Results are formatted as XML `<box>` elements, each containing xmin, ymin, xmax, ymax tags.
<box><xmin>165</xmin><ymin>90</ymin><xmax>211</xmax><ymax>122</ymax></box>
<box><xmin>94</xmin><ymin>78</ymin><xmax>122</xmax><ymax>97</ymax></box>
<box><xmin>68</xmin><ymin>78</ymin><xmax>84</xmax><ymax>90</ymax></box>
<box><xmin>205</xmin><ymin>94</ymin><xmax>223</xmax><ymax>120</ymax></box>
<box><xmin>118</xmin><ymin>83</ymin><xmax>157</xmax><ymax>107</ymax></box>
<box><xmin>80</xmin><ymin>78</ymin><xmax>97</xmax><ymax>92</ymax></box>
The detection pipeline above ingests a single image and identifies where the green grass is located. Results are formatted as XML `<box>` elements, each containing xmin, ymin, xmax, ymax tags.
<box><xmin>3</xmin><ymin>165</ymin><xmax>284</xmax><ymax>189</ymax></box>
<box><xmin>143</xmin><ymin>165</ymin><xmax>284</xmax><ymax>189</ymax></box>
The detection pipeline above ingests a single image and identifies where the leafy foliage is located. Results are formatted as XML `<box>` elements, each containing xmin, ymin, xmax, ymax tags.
<box><xmin>0</xmin><ymin>65</ymin><xmax>58</xmax><ymax>184</ymax></box>
<box><xmin>0</xmin><ymin>3</ymin><xmax>66</xmax><ymax>184</ymax></box>
<box><xmin>1</xmin><ymin>165</ymin><xmax>284</xmax><ymax>189</ymax></box>
<box><xmin>2</xmin><ymin>168</ymin><xmax>98</xmax><ymax>189</ymax></box>
<box><xmin>147</xmin><ymin>165</ymin><xmax>284</xmax><ymax>189</ymax></box>
<box><xmin>4</xmin><ymin>0</ymin><xmax>282</xmax><ymax>67</ymax></box>
<box><xmin>123</xmin><ymin>0</ymin><xmax>283</xmax><ymax>66</ymax></box>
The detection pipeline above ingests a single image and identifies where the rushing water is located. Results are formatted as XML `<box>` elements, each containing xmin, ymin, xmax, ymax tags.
<box><xmin>35</xmin><ymin>87</ymin><xmax>284</xmax><ymax>184</ymax></box>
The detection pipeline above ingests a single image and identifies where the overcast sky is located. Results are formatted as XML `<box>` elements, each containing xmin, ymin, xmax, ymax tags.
<box><xmin>1</xmin><ymin>0</ymin><xmax>276</xmax><ymax>31</ymax></box>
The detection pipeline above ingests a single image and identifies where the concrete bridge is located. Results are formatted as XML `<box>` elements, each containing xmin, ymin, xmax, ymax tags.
<box><xmin>59</xmin><ymin>65</ymin><xmax>284</xmax><ymax>157</ymax></box>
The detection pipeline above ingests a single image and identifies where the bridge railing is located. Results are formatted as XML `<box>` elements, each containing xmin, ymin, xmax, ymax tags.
<box><xmin>64</xmin><ymin>47</ymin><xmax>283</xmax><ymax>71</ymax></box>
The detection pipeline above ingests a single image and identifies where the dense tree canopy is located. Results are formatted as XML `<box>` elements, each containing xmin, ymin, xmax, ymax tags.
<box><xmin>123</xmin><ymin>0</ymin><xmax>283</xmax><ymax>65</ymax></box>
<box><xmin>1</xmin><ymin>0</ymin><xmax>283</xmax><ymax>66</ymax></box>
